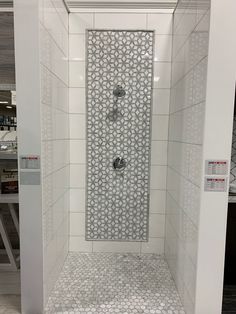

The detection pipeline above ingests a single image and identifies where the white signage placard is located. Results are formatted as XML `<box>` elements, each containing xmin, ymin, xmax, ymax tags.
<box><xmin>205</xmin><ymin>160</ymin><xmax>228</xmax><ymax>175</ymax></box>
<box><xmin>20</xmin><ymin>155</ymin><xmax>40</xmax><ymax>170</ymax></box>
<box><xmin>204</xmin><ymin>176</ymin><xmax>227</xmax><ymax>192</ymax></box>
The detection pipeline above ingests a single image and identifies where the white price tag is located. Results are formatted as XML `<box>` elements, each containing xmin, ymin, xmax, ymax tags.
<box><xmin>20</xmin><ymin>155</ymin><xmax>40</xmax><ymax>170</ymax></box>
<box><xmin>204</xmin><ymin>176</ymin><xmax>227</xmax><ymax>192</ymax></box>
<box><xmin>205</xmin><ymin>160</ymin><xmax>228</xmax><ymax>175</ymax></box>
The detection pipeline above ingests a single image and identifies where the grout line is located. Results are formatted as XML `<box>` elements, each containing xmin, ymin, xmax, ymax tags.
<box><xmin>40</xmin><ymin>20</ymin><xmax>68</xmax><ymax>61</ymax></box>
<box><xmin>172</xmin><ymin>7</ymin><xmax>210</xmax><ymax>61</ymax></box>
<box><xmin>168</xmin><ymin>165</ymin><xmax>200</xmax><ymax>189</ymax></box>
<box><xmin>169</xmin><ymin>100</ymin><xmax>206</xmax><ymax>116</ymax></box>
<box><xmin>40</xmin><ymin>62</ymin><xmax>68</xmax><ymax>89</ymax></box>
<box><xmin>171</xmin><ymin>55</ymin><xmax>208</xmax><ymax>89</ymax></box>
<box><xmin>168</xmin><ymin>139</ymin><xmax>202</xmax><ymax>146</ymax></box>
<box><xmin>50</xmin><ymin>0</ymin><xmax>69</xmax><ymax>33</ymax></box>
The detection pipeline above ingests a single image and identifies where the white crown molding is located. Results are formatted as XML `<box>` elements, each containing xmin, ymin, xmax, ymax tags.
<box><xmin>67</xmin><ymin>1</ymin><xmax>177</xmax><ymax>9</ymax></box>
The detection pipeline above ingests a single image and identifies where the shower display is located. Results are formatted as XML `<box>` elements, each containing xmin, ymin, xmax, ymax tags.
<box><xmin>86</xmin><ymin>30</ymin><xmax>154</xmax><ymax>241</ymax></box>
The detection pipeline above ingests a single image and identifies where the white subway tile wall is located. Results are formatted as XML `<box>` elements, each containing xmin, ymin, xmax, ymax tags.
<box><xmin>69</xmin><ymin>12</ymin><xmax>172</xmax><ymax>254</ymax></box>
<box><xmin>165</xmin><ymin>1</ymin><xmax>210</xmax><ymax>313</ymax></box>
<box><xmin>40</xmin><ymin>0</ymin><xmax>69</xmax><ymax>303</ymax></box>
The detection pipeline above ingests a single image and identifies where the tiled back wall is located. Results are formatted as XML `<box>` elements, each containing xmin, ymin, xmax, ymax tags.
<box><xmin>69</xmin><ymin>12</ymin><xmax>172</xmax><ymax>253</ymax></box>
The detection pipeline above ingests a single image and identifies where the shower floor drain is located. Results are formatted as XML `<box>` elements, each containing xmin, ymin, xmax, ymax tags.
<box><xmin>45</xmin><ymin>253</ymin><xmax>185</xmax><ymax>314</ymax></box>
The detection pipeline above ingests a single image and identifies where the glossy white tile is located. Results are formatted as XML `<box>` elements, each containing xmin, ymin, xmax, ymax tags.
<box><xmin>147</xmin><ymin>14</ymin><xmax>172</xmax><ymax>34</ymax></box>
<box><xmin>69</xmin><ymin>236</ymin><xmax>93</xmax><ymax>252</ymax></box>
<box><xmin>94</xmin><ymin>13</ymin><xmax>146</xmax><ymax>29</ymax></box>
<box><xmin>151</xmin><ymin>141</ymin><xmax>168</xmax><ymax>165</ymax></box>
<box><xmin>93</xmin><ymin>241</ymin><xmax>141</xmax><ymax>253</ymax></box>
<box><xmin>152</xmin><ymin>115</ymin><xmax>169</xmax><ymax>140</ymax></box>
<box><xmin>69</xmin><ymin>61</ymin><xmax>86</xmax><ymax>87</ymax></box>
<box><xmin>165</xmin><ymin>0</ymin><xmax>210</xmax><ymax>311</ymax></box>
<box><xmin>154</xmin><ymin>35</ymin><xmax>172</xmax><ymax>62</ymax></box>
<box><xmin>39</xmin><ymin>0</ymin><xmax>69</xmax><ymax>306</ymax></box>
<box><xmin>67</xmin><ymin>12</ymin><xmax>172</xmax><ymax>255</ymax></box>
<box><xmin>152</xmin><ymin>89</ymin><xmax>170</xmax><ymax>115</ymax></box>
<box><xmin>153</xmin><ymin>62</ymin><xmax>171</xmax><ymax>88</ymax></box>
<box><xmin>70</xmin><ymin>189</ymin><xmax>86</xmax><ymax>213</ymax></box>
<box><xmin>150</xmin><ymin>166</ymin><xmax>167</xmax><ymax>190</ymax></box>
<box><xmin>149</xmin><ymin>214</ymin><xmax>165</xmax><ymax>238</ymax></box>
<box><xmin>69</xmin><ymin>34</ymin><xmax>86</xmax><ymax>61</ymax></box>
<box><xmin>70</xmin><ymin>213</ymin><xmax>85</xmax><ymax>236</ymax></box>
<box><xmin>70</xmin><ymin>139</ymin><xmax>86</xmax><ymax>164</ymax></box>
<box><xmin>44</xmin><ymin>0</ymin><xmax>68</xmax><ymax>57</ymax></box>
<box><xmin>70</xmin><ymin>164</ymin><xmax>86</xmax><ymax>188</ymax></box>
<box><xmin>141</xmin><ymin>238</ymin><xmax>164</xmax><ymax>254</ymax></box>
<box><xmin>69</xmin><ymin>88</ymin><xmax>86</xmax><ymax>114</ymax></box>
<box><xmin>150</xmin><ymin>190</ymin><xmax>166</xmax><ymax>214</ymax></box>
<box><xmin>69</xmin><ymin>114</ymin><xmax>86</xmax><ymax>139</ymax></box>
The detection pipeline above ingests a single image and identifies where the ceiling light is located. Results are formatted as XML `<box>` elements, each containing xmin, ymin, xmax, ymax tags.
<box><xmin>6</xmin><ymin>105</ymin><xmax>12</xmax><ymax>109</ymax></box>
<box><xmin>0</xmin><ymin>101</ymin><xmax>8</xmax><ymax>104</ymax></box>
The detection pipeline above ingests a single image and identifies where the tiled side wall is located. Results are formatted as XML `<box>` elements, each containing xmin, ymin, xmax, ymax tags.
<box><xmin>39</xmin><ymin>0</ymin><xmax>69</xmax><ymax>303</ymax></box>
<box><xmin>69</xmin><ymin>12</ymin><xmax>172</xmax><ymax>253</ymax></box>
<box><xmin>165</xmin><ymin>1</ymin><xmax>210</xmax><ymax>313</ymax></box>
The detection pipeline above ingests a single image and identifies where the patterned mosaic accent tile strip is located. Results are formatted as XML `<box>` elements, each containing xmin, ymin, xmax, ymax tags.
<box><xmin>45</xmin><ymin>253</ymin><xmax>185</xmax><ymax>314</ymax></box>
<box><xmin>86</xmin><ymin>30</ymin><xmax>154</xmax><ymax>241</ymax></box>
<box><xmin>230</xmin><ymin>116</ymin><xmax>236</xmax><ymax>184</ymax></box>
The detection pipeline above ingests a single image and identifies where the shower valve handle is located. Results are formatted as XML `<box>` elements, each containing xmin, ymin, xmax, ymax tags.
<box><xmin>113</xmin><ymin>157</ymin><xmax>126</xmax><ymax>170</ymax></box>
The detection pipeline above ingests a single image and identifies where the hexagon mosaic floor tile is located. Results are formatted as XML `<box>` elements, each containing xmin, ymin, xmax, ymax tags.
<box><xmin>45</xmin><ymin>253</ymin><xmax>185</xmax><ymax>314</ymax></box>
<box><xmin>86</xmin><ymin>30</ymin><xmax>154</xmax><ymax>241</ymax></box>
